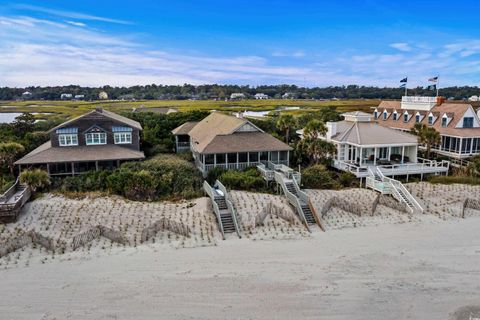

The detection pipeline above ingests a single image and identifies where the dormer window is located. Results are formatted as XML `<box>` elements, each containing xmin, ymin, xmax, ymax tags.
<box><xmin>392</xmin><ymin>111</ymin><xmax>398</xmax><ymax>121</ymax></box>
<box><xmin>403</xmin><ymin>112</ymin><xmax>409</xmax><ymax>122</ymax></box>
<box><xmin>57</xmin><ymin>127</ymin><xmax>78</xmax><ymax>146</ymax></box>
<box><xmin>415</xmin><ymin>114</ymin><xmax>420</xmax><ymax>123</ymax></box>
<box><xmin>374</xmin><ymin>110</ymin><xmax>378</xmax><ymax>119</ymax></box>
<box><xmin>383</xmin><ymin>111</ymin><xmax>388</xmax><ymax>120</ymax></box>
<box><xmin>442</xmin><ymin>115</ymin><xmax>448</xmax><ymax>127</ymax></box>
<box><xmin>86</xmin><ymin>132</ymin><xmax>107</xmax><ymax>145</ymax></box>
<box><xmin>428</xmin><ymin>114</ymin><xmax>434</xmax><ymax>125</ymax></box>
<box><xmin>113</xmin><ymin>126</ymin><xmax>133</xmax><ymax>144</ymax></box>
<box><xmin>463</xmin><ymin>117</ymin><xmax>474</xmax><ymax>128</ymax></box>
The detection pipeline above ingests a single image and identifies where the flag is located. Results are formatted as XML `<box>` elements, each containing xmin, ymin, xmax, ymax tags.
<box><xmin>427</xmin><ymin>84</ymin><xmax>437</xmax><ymax>91</ymax></box>
<box><xmin>400</xmin><ymin>77</ymin><xmax>408</xmax><ymax>83</ymax></box>
<box><xmin>428</xmin><ymin>76</ymin><xmax>438</xmax><ymax>82</ymax></box>
<box><xmin>400</xmin><ymin>83</ymin><xmax>406</xmax><ymax>88</ymax></box>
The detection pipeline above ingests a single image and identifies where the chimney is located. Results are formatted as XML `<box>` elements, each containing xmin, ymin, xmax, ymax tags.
<box><xmin>95</xmin><ymin>106</ymin><xmax>103</xmax><ymax>113</ymax></box>
<box><xmin>436</xmin><ymin>96</ymin><xmax>445</xmax><ymax>105</ymax></box>
<box><xmin>326</xmin><ymin>122</ymin><xmax>337</xmax><ymax>141</ymax></box>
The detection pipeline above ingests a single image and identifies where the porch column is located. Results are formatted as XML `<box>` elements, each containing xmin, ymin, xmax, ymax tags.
<box><xmin>277</xmin><ymin>151</ymin><xmax>280</xmax><ymax>164</ymax></box>
<box><xmin>287</xmin><ymin>150</ymin><xmax>290</xmax><ymax>166</ymax></box>
<box><xmin>71</xmin><ymin>162</ymin><xmax>75</xmax><ymax>176</ymax></box>
<box><xmin>46</xmin><ymin>164</ymin><xmax>50</xmax><ymax>174</ymax></box>
<box><xmin>214</xmin><ymin>154</ymin><xmax>217</xmax><ymax>167</ymax></box>
<box><xmin>236</xmin><ymin>153</ymin><xmax>239</xmax><ymax>169</ymax></box>
<box><xmin>470</xmin><ymin>138</ymin><xmax>474</xmax><ymax>154</ymax></box>
<box><xmin>359</xmin><ymin>147</ymin><xmax>363</xmax><ymax>166</ymax></box>
<box><xmin>458</xmin><ymin>138</ymin><xmax>463</xmax><ymax>157</ymax></box>
<box><xmin>202</xmin><ymin>155</ymin><xmax>205</xmax><ymax>172</ymax></box>
<box><xmin>388</xmin><ymin>147</ymin><xmax>391</xmax><ymax>161</ymax></box>
<box><xmin>247</xmin><ymin>152</ymin><xmax>250</xmax><ymax>167</ymax></box>
<box><xmin>374</xmin><ymin>147</ymin><xmax>377</xmax><ymax>166</ymax></box>
<box><xmin>401</xmin><ymin>146</ymin><xmax>405</xmax><ymax>163</ymax></box>
<box><xmin>226</xmin><ymin>153</ymin><xmax>228</xmax><ymax>168</ymax></box>
<box><xmin>95</xmin><ymin>161</ymin><xmax>99</xmax><ymax>171</ymax></box>
<box><xmin>175</xmin><ymin>136</ymin><xmax>178</xmax><ymax>151</ymax></box>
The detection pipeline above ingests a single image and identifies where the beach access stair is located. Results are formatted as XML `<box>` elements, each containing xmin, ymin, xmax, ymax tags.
<box><xmin>203</xmin><ymin>180</ymin><xmax>241</xmax><ymax>240</ymax></box>
<box><xmin>366</xmin><ymin>167</ymin><xmax>423</xmax><ymax>214</ymax></box>
<box><xmin>258</xmin><ymin>162</ymin><xmax>324</xmax><ymax>232</ymax></box>
<box><xmin>0</xmin><ymin>179</ymin><xmax>31</xmax><ymax>223</ymax></box>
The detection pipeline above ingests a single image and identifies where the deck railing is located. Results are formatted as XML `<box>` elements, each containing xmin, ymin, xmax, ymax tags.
<box><xmin>215</xmin><ymin>180</ymin><xmax>241</xmax><ymax>238</ymax></box>
<box><xmin>203</xmin><ymin>181</ymin><xmax>225</xmax><ymax>239</ymax></box>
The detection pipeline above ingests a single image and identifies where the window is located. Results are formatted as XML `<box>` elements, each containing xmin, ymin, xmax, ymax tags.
<box><xmin>441</xmin><ymin>117</ymin><xmax>448</xmax><ymax>127</ymax></box>
<box><xmin>428</xmin><ymin>115</ymin><xmax>434</xmax><ymax>125</ymax></box>
<box><xmin>114</xmin><ymin>132</ymin><xmax>132</xmax><ymax>144</ymax></box>
<box><xmin>378</xmin><ymin>147</ymin><xmax>388</xmax><ymax>159</ymax></box>
<box><xmin>403</xmin><ymin>113</ymin><xmax>409</xmax><ymax>122</ymax></box>
<box><xmin>58</xmin><ymin>134</ymin><xmax>78</xmax><ymax>146</ymax></box>
<box><xmin>383</xmin><ymin>111</ymin><xmax>387</xmax><ymax>120</ymax></box>
<box><xmin>463</xmin><ymin>117</ymin><xmax>474</xmax><ymax>128</ymax></box>
<box><xmin>85</xmin><ymin>132</ymin><xmax>106</xmax><ymax>145</ymax></box>
<box><xmin>374</xmin><ymin>111</ymin><xmax>378</xmax><ymax>119</ymax></box>
<box><xmin>415</xmin><ymin>114</ymin><xmax>420</xmax><ymax>123</ymax></box>
<box><xmin>393</xmin><ymin>112</ymin><xmax>398</xmax><ymax>121</ymax></box>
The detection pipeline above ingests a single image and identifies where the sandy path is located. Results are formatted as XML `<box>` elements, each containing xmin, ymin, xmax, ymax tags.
<box><xmin>2</xmin><ymin>216</ymin><xmax>480</xmax><ymax>319</ymax></box>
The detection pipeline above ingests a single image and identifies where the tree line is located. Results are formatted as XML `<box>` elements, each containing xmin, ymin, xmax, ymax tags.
<box><xmin>2</xmin><ymin>84</ymin><xmax>480</xmax><ymax>101</ymax></box>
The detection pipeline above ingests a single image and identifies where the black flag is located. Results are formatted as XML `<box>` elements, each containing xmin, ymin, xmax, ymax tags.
<box><xmin>400</xmin><ymin>77</ymin><xmax>408</xmax><ymax>83</ymax></box>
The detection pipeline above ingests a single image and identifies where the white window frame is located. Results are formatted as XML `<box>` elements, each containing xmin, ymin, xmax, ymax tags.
<box><xmin>58</xmin><ymin>134</ymin><xmax>78</xmax><ymax>146</ymax></box>
<box><xmin>85</xmin><ymin>132</ymin><xmax>107</xmax><ymax>145</ymax></box>
<box><xmin>114</xmin><ymin>132</ymin><xmax>132</xmax><ymax>144</ymax></box>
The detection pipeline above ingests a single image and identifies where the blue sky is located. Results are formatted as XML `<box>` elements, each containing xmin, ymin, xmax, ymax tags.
<box><xmin>1</xmin><ymin>0</ymin><xmax>480</xmax><ymax>87</ymax></box>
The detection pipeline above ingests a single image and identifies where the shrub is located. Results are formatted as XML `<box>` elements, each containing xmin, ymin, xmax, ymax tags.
<box><xmin>428</xmin><ymin>175</ymin><xmax>480</xmax><ymax>185</ymax></box>
<box><xmin>339</xmin><ymin>172</ymin><xmax>356</xmax><ymax>188</ymax></box>
<box><xmin>206</xmin><ymin>167</ymin><xmax>227</xmax><ymax>185</ymax></box>
<box><xmin>302</xmin><ymin>164</ymin><xmax>340</xmax><ymax>189</ymax></box>
<box><xmin>19</xmin><ymin>169</ymin><xmax>51</xmax><ymax>192</ymax></box>
<box><xmin>218</xmin><ymin>167</ymin><xmax>265</xmax><ymax>191</ymax></box>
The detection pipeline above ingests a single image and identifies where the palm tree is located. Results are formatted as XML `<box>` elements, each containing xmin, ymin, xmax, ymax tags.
<box><xmin>0</xmin><ymin>142</ymin><xmax>25</xmax><ymax>175</ymax></box>
<box><xmin>19</xmin><ymin>169</ymin><xmax>50</xmax><ymax>193</ymax></box>
<box><xmin>303</xmin><ymin>119</ymin><xmax>327</xmax><ymax>140</ymax></box>
<box><xmin>276</xmin><ymin>114</ymin><xmax>296</xmax><ymax>143</ymax></box>
<box><xmin>411</xmin><ymin>123</ymin><xmax>440</xmax><ymax>159</ymax></box>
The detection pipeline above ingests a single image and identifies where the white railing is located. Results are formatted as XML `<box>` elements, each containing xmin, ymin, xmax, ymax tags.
<box><xmin>257</xmin><ymin>163</ymin><xmax>274</xmax><ymax>181</ymax></box>
<box><xmin>402</xmin><ymin>96</ymin><xmax>437</xmax><ymax>103</ymax></box>
<box><xmin>387</xmin><ymin>178</ymin><xmax>423</xmax><ymax>214</ymax></box>
<box><xmin>333</xmin><ymin>160</ymin><xmax>369</xmax><ymax>177</ymax></box>
<box><xmin>274</xmin><ymin>171</ymin><xmax>310</xmax><ymax>232</ymax></box>
<box><xmin>203</xmin><ymin>181</ymin><xmax>225</xmax><ymax>239</ymax></box>
<box><xmin>204</xmin><ymin>162</ymin><xmax>253</xmax><ymax>173</ymax></box>
<box><xmin>215</xmin><ymin>180</ymin><xmax>241</xmax><ymax>238</ymax></box>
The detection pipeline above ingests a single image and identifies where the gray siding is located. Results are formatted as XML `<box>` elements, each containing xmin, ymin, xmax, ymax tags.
<box><xmin>50</xmin><ymin>112</ymin><xmax>141</xmax><ymax>151</ymax></box>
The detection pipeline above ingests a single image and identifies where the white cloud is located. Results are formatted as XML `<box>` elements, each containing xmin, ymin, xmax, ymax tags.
<box><xmin>390</xmin><ymin>42</ymin><xmax>412</xmax><ymax>52</ymax></box>
<box><xmin>15</xmin><ymin>4</ymin><xmax>132</xmax><ymax>25</ymax></box>
<box><xmin>272</xmin><ymin>50</ymin><xmax>306</xmax><ymax>58</ymax></box>
<box><xmin>65</xmin><ymin>20</ymin><xmax>86</xmax><ymax>27</ymax></box>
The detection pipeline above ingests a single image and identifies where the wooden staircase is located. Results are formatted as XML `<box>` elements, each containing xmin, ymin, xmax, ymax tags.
<box><xmin>0</xmin><ymin>179</ymin><xmax>31</xmax><ymax>224</ymax></box>
<box><xmin>203</xmin><ymin>180</ymin><xmax>241</xmax><ymax>239</ymax></box>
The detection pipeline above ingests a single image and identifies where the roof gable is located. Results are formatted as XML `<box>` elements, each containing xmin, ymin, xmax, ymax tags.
<box><xmin>49</xmin><ymin>109</ymin><xmax>142</xmax><ymax>133</ymax></box>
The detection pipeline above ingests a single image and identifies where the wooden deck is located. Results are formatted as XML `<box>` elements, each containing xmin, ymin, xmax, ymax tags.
<box><xmin>0</xmin><ymin>180</ymin><xmax>31</xmax><ymax>223</ymax></box>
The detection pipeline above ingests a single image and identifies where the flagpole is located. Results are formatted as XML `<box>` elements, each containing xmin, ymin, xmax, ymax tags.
<box><xmin>405</xmin><ymin>82</ymin><xmax>407</xmax><ymax>96</ymax></box>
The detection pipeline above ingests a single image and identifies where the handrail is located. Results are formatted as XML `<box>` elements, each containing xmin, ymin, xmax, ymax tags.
<box><xmin>274</xmin><ymin>171</ymin><xmax>310</xmax><ymax>232</ymax></box>
<box><xmin>203</xmin><ymin>181</ymin><xmax>225</xmax><ymax>239</ymax></box>
<box><xmin>0</xmin><ymin>179</ymin><xmax>20</xmax><ymax>203</ymax></box>
<box><xmin>292</xmin><ymin>178</ymin><xmax>324</xmax><ymax>231</ymax></box>
<box><xmin>215</xmin><ymin>180</ymin><xmax>242</xmax><ymax>238</ymax></box>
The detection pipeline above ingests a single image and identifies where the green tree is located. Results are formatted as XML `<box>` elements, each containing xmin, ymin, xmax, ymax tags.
<box><xmin>412</xmin><ymin>123</ymin><xmax>441</xmax><ymax>159</ymax></box>
<box><xmin>276</xmin><ymin>114</ymin><xmax>296</xmax><ymax>143</ymax></box>
<box><xmin>0</xmin><ymin>142</ymin><xmax>25</xmax><ymax>175</ymax></box>
<box><xmin>12</xmin><ymin>113</ymin><xmax>36</xmax><ymax>136</ymax></box>
<box><xmin>298</xmin><ymin>119</ymin><xmax>335</xmax><ymax>164</ymax></box>
<box><xmin>19</xmin><ymin>169</ymin><xmax>51</xmax><ymax>192</ymax></box>
<box><xmin>303</xmin><ymin>119</ymin><xmax>327</xmax><ymax>139</ymax></box>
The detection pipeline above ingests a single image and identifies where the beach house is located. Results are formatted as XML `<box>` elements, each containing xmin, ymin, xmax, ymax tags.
<box><xmin>375</xmin><ymin>96</ymin><xmax>480</xmax><ymax>159</ymax></box>
<box><xmin>298</xmin><ymin>111</ymin><xmax>449</xmax><ymax>179</ymax></box>
<box><xmin>15</xmin><ymin>108</ymin><xmax>145</xmax><ymax>176</ymax></box>
<box><xmin>172</xmin><ymin>112</ymin><xmax>292</xmax><ymax>176</ymax></box>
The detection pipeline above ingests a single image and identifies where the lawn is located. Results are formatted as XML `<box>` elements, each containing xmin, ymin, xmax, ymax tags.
<box><xmin>0</xmin><ymin>99</ymin><xmax>379</xmax><ymax>120</ymax></box>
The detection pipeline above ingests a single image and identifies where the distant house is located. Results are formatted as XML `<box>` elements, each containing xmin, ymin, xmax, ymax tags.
<box><xmin>21</xmin><ymin>91</ymin><xmax>32</xmax><ymax>99</ymax></box>
<box><xmin>60</xmin><ymin>93</ymin><xmax>73</xmax><ymax>100</ymax></box>
<box><xmin>282</xmin><ymin>92</ymin><xmax>294</xmax><ymax>99</ymax></box>
<box><xmin>15</xmin><ymin>108</ymin><xmax>144</xmax><ymax>176</ymax></box>
<box><xmin>74</xmin><ymin>94</ymin><xmax>85</xmax><ymax>100</ymax></box>
<box><xmin>230</xmin><ymin>93</ymin><xmax>246</xmax><ymax>100</ymax></box>
<box><xmin>98</xmin><ymin>91</ymin><xmax>109</xmax><ymax>100</ymax></box>
<box><xmin>375</xmin><ymin>96</ymin><xmax>480</xmax><ymax>159</ymax></box>
<box><xmin>468</xmin><ymin>95</ymin><xmax>479</xmax><ymax>102</ymax></box>
<box><xmin>172</xmin><ymin>112</ymin><xmax>292</xmax><ymax>176</ymax></box>
<box><xmin>254</xmin><ymin>93</ymin><xmax>269</xmax><ymax>100</ymax></box>
<box><xmin>132</xmin><ymin>105</ymin><xmax>178</xmax><ymax>114</ymax></box>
